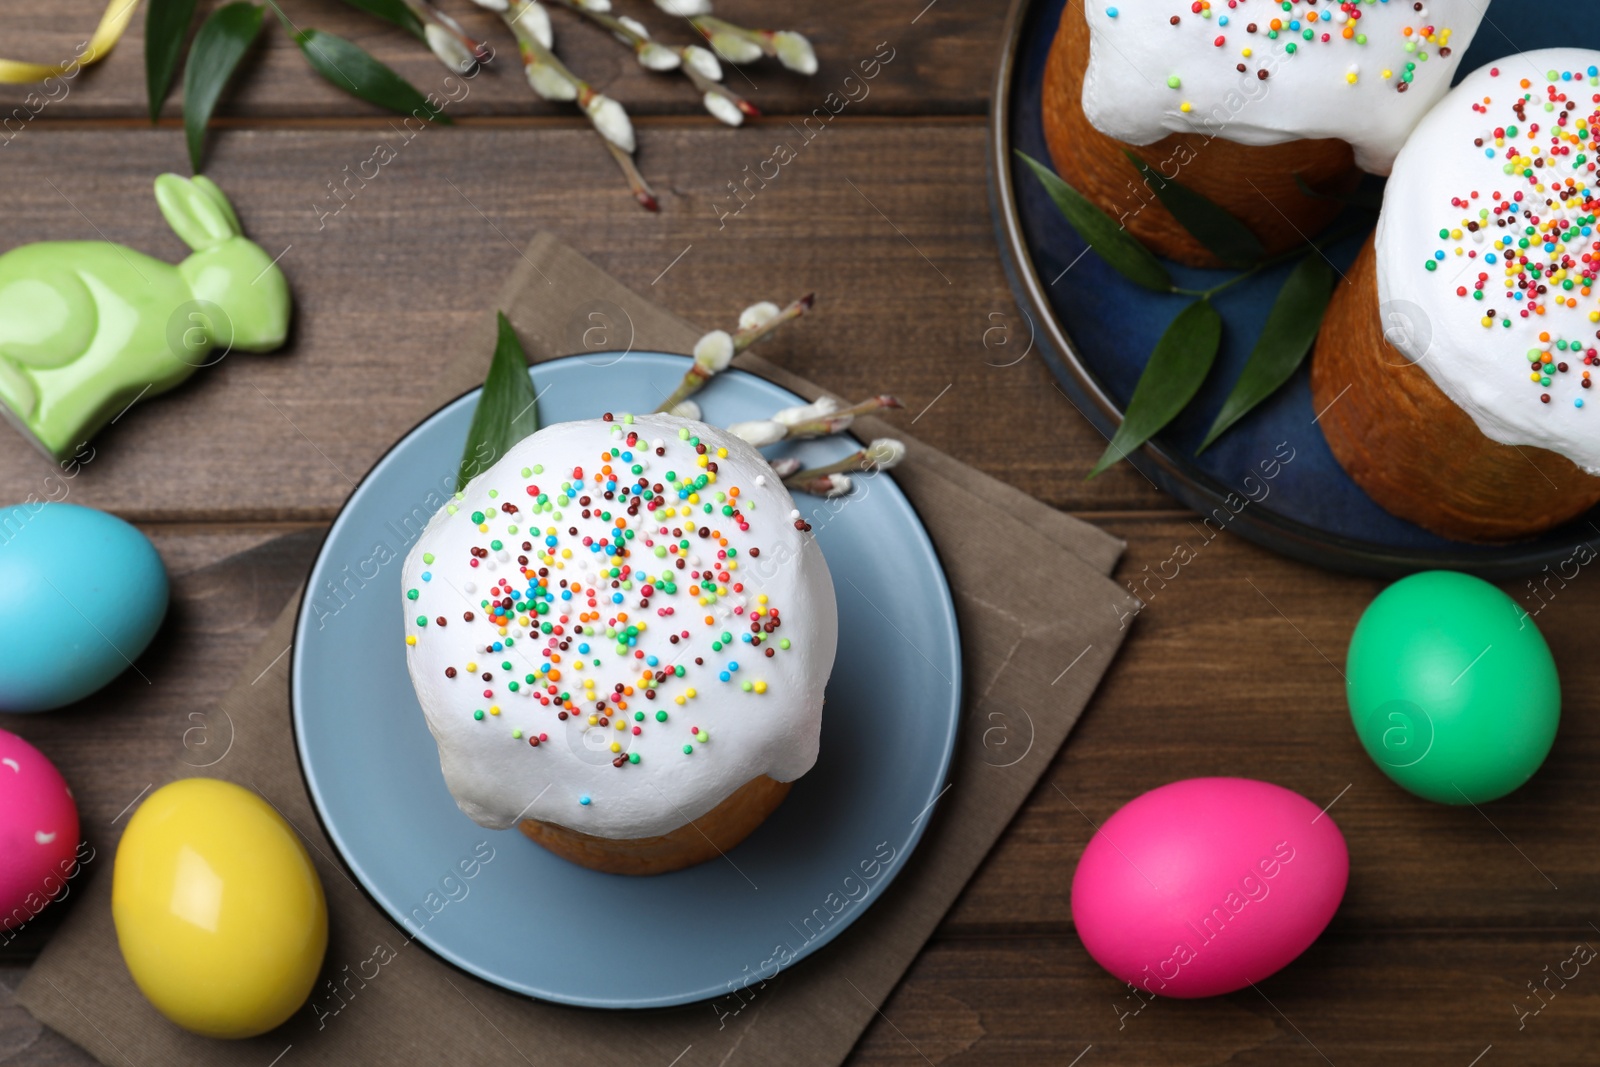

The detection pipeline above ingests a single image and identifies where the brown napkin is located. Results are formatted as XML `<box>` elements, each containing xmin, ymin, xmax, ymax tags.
<box><xmin>19</xmin><ymin>234</ymin><xmax>1139</xmax><ymax>1066</ymax></box>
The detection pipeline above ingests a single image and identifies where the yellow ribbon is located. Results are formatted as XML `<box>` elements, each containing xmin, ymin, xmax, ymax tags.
<box><xmin>0</xmin><ymin>0</ymin><xmax>139</xmax><ymax>83</ymax></box>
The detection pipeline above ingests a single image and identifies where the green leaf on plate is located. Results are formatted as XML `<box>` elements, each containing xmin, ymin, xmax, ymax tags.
<box><xmin>1197</xmin><ymin>254</ymin><xmax>1336</xmax><ymax>454</ymax></box>
<box><xmin>1016</xmin><ymin>151</ymin><xmax>1172</xmax><ymax>293</ymax></box>
<box><xmin>146</xmin><ymin>0</ymin><xmax>200</xmax><ymax>123</ymax></box>
<box><xmin>1123</xmin><ymin>149</ymin><xmax>1265</xmax><ymax>269</ymax></box>
<box><xmin>336</xmin><ymin>0</ymin><xmax>425</xmax><ymax>40</ymax></box>
<box><xmin>457</xmin><ymin>313</ymin><xmax>541</xmax><ymax>491</ymax></box>
<box><xmin>1294</xmin><ymin>172</ymin><xmax>1384</xmax><ymax>213</ymax></box>
<box><xmin>182</xmin><ymin>2</ymin><xmax>265</xmax><ymax>172</ymax></box>
<box><xmin>1089</xmin><ymin>298</ymin><xmax>1224</xmax><ymax>478</ymax></box>
<box><xmin>280</xmin><ymin>17</ymin><xmax>451</xmax><ymax>124</ymax></box>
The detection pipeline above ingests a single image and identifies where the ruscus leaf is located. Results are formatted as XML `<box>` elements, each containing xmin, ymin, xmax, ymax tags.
<box><xmin>182</xmin><ymin>2</ymin><xmax>264</xmax><ymax>172</ymax></box>
<box><xmin>1089</xmin><ymin>299</ymin><xmax>1224</xmax><ymax>478</ymax></box>
<box><xmin>1017</xmin><ymin>151</ymin><xmax>1172</xmax><ymax>293</ymax></box>
<box><xmin>1123</xmin><ymin>149</ymin><xmax>1265</xmax><ymax>269</ymax></box>
<box><xmin>146</xmin><ymin>0</ymin><xmax>200</xmax><ymax>122</ymax></box>
<box><xmin>457</xmin><ymin>312</ymin><xmax>541</xmax><ymax>491</ymax></box>
<box><xmin>1197</xmin><ymin>255</ymin><xmax>1337</xmax><ymax>453</ymax></box>
<box><xmin>289</xmin><ymin>25</ymin><xmax>452</xmax><ymax>124</ymax></box>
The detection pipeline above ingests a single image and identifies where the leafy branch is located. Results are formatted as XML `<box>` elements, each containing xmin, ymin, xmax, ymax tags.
<box><xmin>457</xmin><ymin>299</ymin><xmax>903</xmax><ymax>501</ymax></box>
<box><xmin>1018</xmin><ymin>151</ymin><xmax>1356</xmax><ymax>475</ymax></box>
<box><xmin>148</xmin><ymin>0</ymin><xmax>452</xmax><ymax>172</ymax></box>
<box><xmin>146</xmin><ymin>0</ymin><xmax>817</xmax><ymax>205</ymax></box>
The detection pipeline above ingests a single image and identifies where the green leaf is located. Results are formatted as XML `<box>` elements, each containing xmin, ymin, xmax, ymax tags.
<box><xmin>457</xmin><ymin>313</ymin><xmax>541</xmax><ymax>491</ymax></box>
<box><xmin>284</xmin><ymin>22</ymin><xmax>451</xmax><ymax>124</ymax></box>
<box><xmin>1123</xmin><ymin>150</ymin><xmax>1265</xmax><ymax>269</ymax></box>
<box><xmin>336</xmin><ymin>0</ymin><xmax>425</xmax><ymax>40</ymax></box>
<box><xmin>146</xmin><ymin>0</ymin><xmax>200</xmax><ymax>123</ymax></box>
<box><xmin>1197</xmin><ymin>255</ymin><xmax>1336</xmax><ymax>453</ymax></box>
<box><xmin>182</xmin><ymin>2</ymin><xmax>265</xmax><ymax>172</ymax></box>
<box><xmin>1016</xmin><ymin>151</ymin><xmax>1171</xmax><ymax>293</ymax></box>
<box><xmin>1089</xmin><ymin>299</ymin><xmax>1223</xmax><ymax>478</ymax></box>
<box><xmin>1294</xmin><ymin>172</ymin><xmax>1384</xmax><ymax>213</ymax></box>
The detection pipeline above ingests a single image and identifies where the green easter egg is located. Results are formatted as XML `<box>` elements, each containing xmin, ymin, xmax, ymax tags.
<box><xmin>1347</xmin><ymin>571</ymin><xmax>1559</xmax><ymax>804</ymax></box>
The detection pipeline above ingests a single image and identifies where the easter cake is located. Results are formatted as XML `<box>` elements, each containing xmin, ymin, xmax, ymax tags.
<box><xmin>1311</xmin><ymin>50</ymin><xmax>1600</xmax><ymax>541</ymax></box>
<box><xmin>1040</xmin><ymin>1</ymin><xmax>1484</xmax><ymax>265</ymax></box>
<box><xmin>400</xmin><ymin>413</ymin><xmax>838</xmax><ymax>875</ymax></box>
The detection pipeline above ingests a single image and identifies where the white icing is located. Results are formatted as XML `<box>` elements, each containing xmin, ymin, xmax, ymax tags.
<box><xmin>401</xmin><ymin>415</ymin><xmax>837</xmax><ymax>840</ymax></box>
<box><xmin>1379</xmin><ymin>49</ymin><xmax>1600</xmax><ymax>474</ymax></box>
<box><xmin>1081</xmin><ymin>2</ymin><xmax>1484</xmax><ymax>174</ymax></box>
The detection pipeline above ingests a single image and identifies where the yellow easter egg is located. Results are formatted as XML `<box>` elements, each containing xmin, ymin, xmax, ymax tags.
<box><xmin>112</xmin><ymin>779</ymin><xmax>328</xmax><ymax>1039</ymax></box>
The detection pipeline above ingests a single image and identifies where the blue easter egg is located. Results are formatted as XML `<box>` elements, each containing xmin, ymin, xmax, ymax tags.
<box><xmin>0</xmin><ymin>503</ymin><xmax>168</xmax><ymax>712</ymax></box>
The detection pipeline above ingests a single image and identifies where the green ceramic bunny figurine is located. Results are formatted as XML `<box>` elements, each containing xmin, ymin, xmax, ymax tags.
<box><xmin>0</xmin><ymin>174</ymin><xmax>291</xmax><ymax>460</ymax></box>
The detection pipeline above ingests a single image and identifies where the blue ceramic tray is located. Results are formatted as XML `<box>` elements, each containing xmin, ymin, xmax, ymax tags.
<box><xmin>991</xmin><ymin>0</ymin><xmax>1599</xmax><ymax>577</ymax></box>
<box><xmin>290</xmin><ymin>352</ymin><xmax>961</xmax><ymax>1008</ymax></box>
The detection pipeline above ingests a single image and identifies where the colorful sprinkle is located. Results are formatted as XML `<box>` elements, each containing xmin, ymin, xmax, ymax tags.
<box><xmin>1420</xmin><ymin>64</ymin><xmax>1600</xmax><ymax>409</ymax></box>
<box><xmin>404</xmin><ymin>413</ymin><xmax>811</xmax><ymax>815</ymax></box>
<box><xmin>1145</xmin><ymin>2</ymin><xmax>1458</xmax><ymax>90</ymax></box>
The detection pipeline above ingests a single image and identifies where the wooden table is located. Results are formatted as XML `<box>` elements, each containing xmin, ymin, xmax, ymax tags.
<box><xmin>2</xmin><ymin>0</ymin><xmax>1596</xmax><ymax>1062</ymax></box>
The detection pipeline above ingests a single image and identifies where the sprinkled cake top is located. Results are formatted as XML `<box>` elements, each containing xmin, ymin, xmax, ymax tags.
<box><xmin>1379</xmin><ymin>50</ymin><xmax>1600</xmax><ymax>475</ymax></box>
<box><xmin>1080</xmin><ymin>1</ymin><xmax>1484</xmax><ymax>173</ymax></box>
<box><xmin>401</xmin><ymin>413</ymin><xmax>838</xmax><ymax>840</ymax></box>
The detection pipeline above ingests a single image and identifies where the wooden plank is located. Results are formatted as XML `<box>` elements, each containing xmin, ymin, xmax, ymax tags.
<box><xmin>0</xmin><ymin>121</ymin><xmax>1167</xmax><ymax>521</ymax></box>
<box><xmin>948</xmin><ymin>514</ymin><xmax>1600</xmax><ymax>933</ymax></box>
<box><xmin>853</xmin><ymin>932</ymin><xmax>1600</xmax><ymax>1065</ymax></box>
<box><xmin>0</xmin><ymin>0</ymin><xmax>1001</xmax><ymax>121</ymax></box>
<box><xmin>13</xmin><ymin>929</ymin><xmax>1600</xmax><ymax>1067</ymax></box>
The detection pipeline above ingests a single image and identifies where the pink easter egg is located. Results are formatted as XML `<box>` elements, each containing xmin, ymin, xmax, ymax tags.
<box><xmin>0</xmin><ymin>729</ymin><xmax>80</xmax><ymax>931</ymax></box>
<box><xmin>1071</xmin><ymin>777</ymin><xmax>1348</xmax><ymax>998</ymax></box>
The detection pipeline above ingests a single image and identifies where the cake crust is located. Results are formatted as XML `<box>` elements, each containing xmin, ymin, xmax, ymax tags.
<box><xmin>1041</xmin><ymin>0</ymin><xmax>1355</xmax><ymax>268</ymax></box>
<box><xmin>518</xmin><ymin>774</ymin><xmax>792</xmax><ymax>876</ymax></box>
<box><xmin>1312</xmin><ymin>237</ymin><xmax>1600</xmax><ymax>542</ymax></box>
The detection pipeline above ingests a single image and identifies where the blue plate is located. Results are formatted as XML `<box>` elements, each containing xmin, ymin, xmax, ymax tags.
<box><xmin>991</xmin><ymin>0</ymin><xmax>1599</xmax><ymax>578</ymax></box>
<box><xmin>290</xmin><ymin>352</ymin><xmax>961</xmax><ymax>1008</ymax></box>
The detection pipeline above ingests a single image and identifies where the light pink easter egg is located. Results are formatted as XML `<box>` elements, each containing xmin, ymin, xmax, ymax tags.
<box><xmin>1071</xmin><ymin>777</ymin><xmax>1349</xmax><ymax>998</ymax></box>
<box><xmin>0</xmin><ymin>729</ymin><xmax>80</xmax><ymax>931</ymax></box>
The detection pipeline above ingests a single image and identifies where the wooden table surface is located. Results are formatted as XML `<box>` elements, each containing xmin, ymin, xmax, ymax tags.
<box><xmin>2</xmin><ymin>0</ymin><xmax>1597</xmax><ymax>1063</ymax></box>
